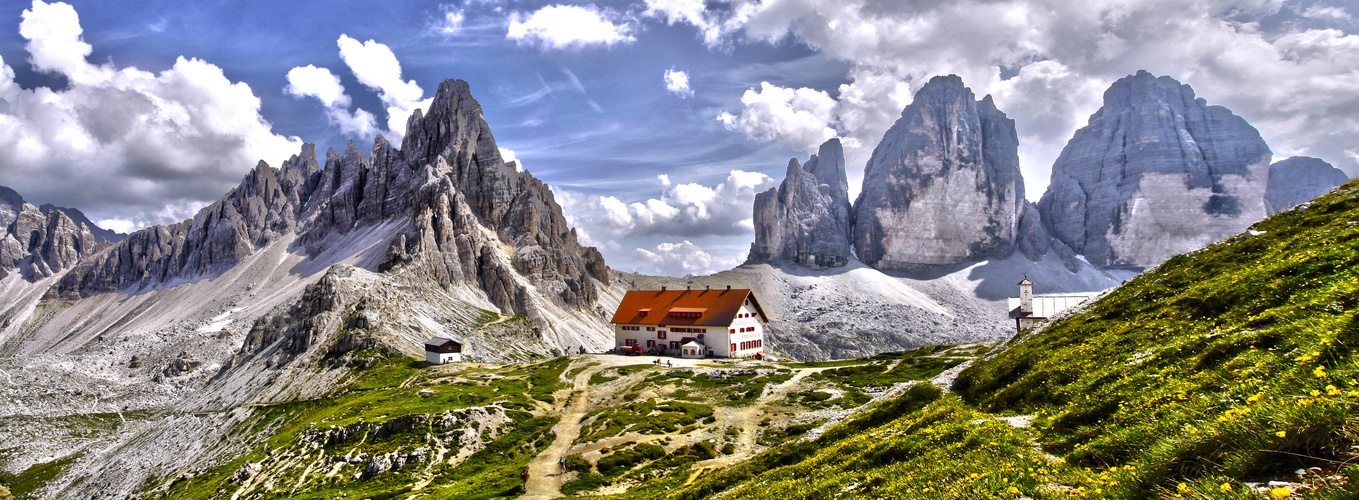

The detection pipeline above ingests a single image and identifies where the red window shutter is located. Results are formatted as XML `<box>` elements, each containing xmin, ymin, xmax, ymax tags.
<box><xmin>731</xmin><ymin>343</ymin><xmax>736</xmax><ymax>352</ymax></box>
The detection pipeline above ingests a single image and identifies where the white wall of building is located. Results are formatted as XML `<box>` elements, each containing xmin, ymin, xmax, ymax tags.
<box><xmin>426</xmin><ymin>351</ymin><xmax>461</xmax><ymax>364</ymax></box>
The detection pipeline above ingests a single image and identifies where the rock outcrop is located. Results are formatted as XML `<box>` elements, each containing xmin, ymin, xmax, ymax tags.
<box><xmin>0</xmin><ymin>186</ymin><xmax>113</xmax><ymax>280</ymax></box>
<box><xmin>852</xmin><ymin>75</ymin><xmax>1024</xmax><ymax>269</ymax></box>
<box><xmin>47</xmin><ymin>79</ymin><xmax>606</xmax><ymax>317</ymax></box>
<box><xmin>748</xmin><ymin>138</ymin><xmax>853</xmax><ymax>268</ymax></box>
<box><xmin>37</xmin><ymin>204</ymin><xmax>125</xmax><ymax>242</ymax></box>
<box><xmin>1265</xmin><ymin>156</ymin><xmax>1349</xmax><ymax>214</ymax></box>
<box><xmin>1037</xmin><ymin>70</ymin><xmax>1272</xmax><ymax>268</ymax></box>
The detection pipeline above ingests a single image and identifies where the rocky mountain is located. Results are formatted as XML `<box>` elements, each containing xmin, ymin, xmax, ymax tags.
<box><xmin>0</xmin><ymin>185</ymin><xmax>114</xmax><ymax>280</ymax></box>
<box><xmin>43</xmin><ymin>79</ymin><xmax>605</xmax><ymax>322</ymax></box>
<box><xmin>853</xmin><ymin>75</ymin><xmax>1024</xmax><ymax>270</ymax></box>
<box><xmin>748</xmin><ymin>138</ymin><xmax>854</xmax><ymax>268</ymax></box>
<box><xmin>1037</xmin><ymin>70</ymin><xmax>1272</xmax><ymax>269</ymax></box>
<box><xmin>1265</xmin><ymin>156</ymin><xmax>1349</xmax><ymax>214</ymax></box>
<box><xmin>0</xmin><ymin>79</ymin><xmax>625</xmax><ymax>498</ymax></box>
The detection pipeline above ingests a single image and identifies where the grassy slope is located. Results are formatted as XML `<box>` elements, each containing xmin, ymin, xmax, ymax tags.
<box><xmin>647</xmin><ymin>183</ymin><xmax>1359</xmax><ymax>500</ymax></box>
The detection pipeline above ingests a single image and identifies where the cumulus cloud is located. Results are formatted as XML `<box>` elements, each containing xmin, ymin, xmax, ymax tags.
<box><xmin>634</xmin><ymin>240</ymin><xmax>744</xmax><ymax>277</ymax></box>
<box><xmin>716</xmin><ymin>82</ymin><xmax>838</xmax><ymax>153</ymax></box>
<box><xmin>507</xmin><ymin>4</ymin><xmax>634</xmax><ymax>49</ymax></box>
<box><xmin>285</xmin><ymin>65</ymin><xmax>378</xmax><ymax>139</ymax></box>
<box><xmin>664</xmin><ymin>68</ymin><xmax>693</xmax><ymax>98</ymax></box>
<box><xmin>336</xmin><ymin>35</ymin><xmax>432</xmax><ymax>140</ymax></box>
<box><xmin>0</xmin><ymin>0</ymin><xmax>301</xmax><ymax>230</ymax></box>
<box><xmin>558</xmin><ymin>169</ymin><xmax>776</xmax><ymax>244</ymax></box>
<box><xmin>685</xmin><ymin>0</ymin><xmax>1359</xmax><ymax>197</ymax></box>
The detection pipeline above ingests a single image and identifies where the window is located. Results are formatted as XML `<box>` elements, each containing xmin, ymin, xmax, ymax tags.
<box><xmin>658</xmin><ymin>331</ymin><xmax>667</xmax><ymax>340</ymax></box>
<box><xmin>647</xmin><ymin>327</ymin><xmax>655</xmax><ymax>331</ymax></box>
<box><xmin>626</xmin><ymin>339</ymin><xmax>637</xmax><ymax>346</ymax></box>
<box><xmin>670</xmin><ymin>341</ymin><xmax>680</xmax><ymax>349</ymax></box>
<box><xmin>647</xmin><ymin>340</ymin><xmax>655</xmax><ymax>348</ymax></box>
<box><xmin>731</xmin><ymin>343</ymin><xmax>736</xmax><ymax>353</ymax></box>
<box><xmin>730</xmin><ymin>329</ymin><xmax>735</xmax><ymax>334</ymax></box>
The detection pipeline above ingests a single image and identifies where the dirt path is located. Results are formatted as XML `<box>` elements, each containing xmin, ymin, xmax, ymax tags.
<box><xmin>520</xmin><ymin>360</ymin><xmax>606</xmax><ymax>499</ymax></box>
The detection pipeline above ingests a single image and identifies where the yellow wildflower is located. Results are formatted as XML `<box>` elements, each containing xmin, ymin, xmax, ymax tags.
<box><xmin>1220</xmin><ymin>483</ymin><xmax>1232</xmax><ymax>492</ymax></box>
<box><xmin>1271</xmin><ymin>486</ymin><xmax>1292</xmax><ymax>498</ymax></box>
<box><xmin>1276</xmin><ymin>430</ymin><xmax>1287</xmax><ymax>438</ymax></box>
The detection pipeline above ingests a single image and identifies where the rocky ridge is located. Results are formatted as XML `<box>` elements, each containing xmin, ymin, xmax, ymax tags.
<box><xmin>748</xmin><ymin>138</ymin><xmax>854</xmax><ymax>268</ymax></box>
<box><xmin>0</xmin><ymin>185</ymin><xmax>114</xmax><ymax>280</ymax></box>
<box><xmin>1265</xmin><ymin>156</ymin><xmax>1349</xmax><ymax>214</ymax></box>
<box><xmin>44</xmin><ymin>79</ymin><xmax>605</xmax><ymax>319</ymax></box>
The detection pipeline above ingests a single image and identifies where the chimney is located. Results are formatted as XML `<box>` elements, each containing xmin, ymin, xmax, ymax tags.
<box><xmin>706</xmin><ymin>285</ymin><xmax>710</xmax><ymax>290</ymax></box>
<box><xmin>661</xmin><ymin>286</ymin><xmax>666</xmax><ymax>291</ymax></box>
<box><xmin>726</xmin><ymin>285</ymin><xmax>731</xmax><ymax>290</ymax></box>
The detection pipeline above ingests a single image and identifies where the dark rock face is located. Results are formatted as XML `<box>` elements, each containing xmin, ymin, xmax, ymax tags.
<box><xmin>1265</xmin><ymin>156</ymin><xmax>1349</xmax><ymax>214</ymax></box>
<box><xmin>0</xmin><ymin>187</ymin><xmax>112</xmax><ymax>280</ymax></box>
<box><xmin>852</xmin><ymin>75</ymin><xmax>1024</xmax><ymax>269</ymax></box>
<box><xmin>46</xmin><ymin>79</ymin><xmax>606</xmax><ymax>316</ymax></box>
<box><xmin>749</xmin><ymin>139</ymin><xmax>854</xmax><ymax>268</ymax></box>
<box><xmin>1037</xmin><ymin>70</ymin><xmax>1272</xmax><ymax>268</ymax></box>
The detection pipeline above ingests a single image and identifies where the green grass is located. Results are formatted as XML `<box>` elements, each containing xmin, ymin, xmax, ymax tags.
<box><xmin>577</xmin><ymin>399</ymin><xmax>715</xmax><ymax>444</ymax></box>
<box><xmin>0</xmin><ymin>452</ymin><xmax>83</xmax><ymax>499</ymax></box>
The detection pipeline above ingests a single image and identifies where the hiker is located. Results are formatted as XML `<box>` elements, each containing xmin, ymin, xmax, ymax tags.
<box><xmin>521</xmin><ymin>469</ymin><xmax>529</xmax><ymax>483</ymax></box>
<box><xmin>559</xmin><ymin>457</ymin><xmax>566</xmax><ymax>471</ymax></box>
<box><xmin>667</xmin><ymin>360</ymin><xmax>672</xmax><ymax>367</ymax></box>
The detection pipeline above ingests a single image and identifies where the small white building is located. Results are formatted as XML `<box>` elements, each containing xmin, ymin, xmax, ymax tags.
<box><xmin>610</xmin><ymin>286</ymin><xmax>770</xmax><ymax>358</ymax></box>
<box><xmin>424</xmin><ymin>337</ymin><xmax>462</xmax><ymax>364</ymax></box>
<box><xmin>1007</xmin><ymin>277</ymin><xmax>1100</xmax><ymax>332</ymax></box>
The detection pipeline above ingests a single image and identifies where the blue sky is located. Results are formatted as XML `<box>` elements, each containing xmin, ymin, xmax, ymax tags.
<box><xmin>0</xmin><ymin>0</ymin><xmax>1356</xmax><ymax>276</ymax></box>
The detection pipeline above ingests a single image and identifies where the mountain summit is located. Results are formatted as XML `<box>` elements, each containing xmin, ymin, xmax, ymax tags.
<box><xmin>852</xmin><ymin>75</ymin><xmax>1025</xmax><ymax>270</ymax></box>
<box><xmin>1038</xmin><ymin>70</ymin><xmax>1272</xmax><ymax>268</ymax></box>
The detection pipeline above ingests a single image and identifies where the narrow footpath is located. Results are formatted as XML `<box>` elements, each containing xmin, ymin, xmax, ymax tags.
<box><xmin>520</xmin><ymin>360</ymin><xmax>604</xmax><ymax>499</ymax></box>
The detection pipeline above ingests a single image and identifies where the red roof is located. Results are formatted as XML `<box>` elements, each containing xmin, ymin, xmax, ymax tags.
<box><xmin>610</xmin><ymin>288</ymin><xmax>770</xmax><ymax>326</ymax></box>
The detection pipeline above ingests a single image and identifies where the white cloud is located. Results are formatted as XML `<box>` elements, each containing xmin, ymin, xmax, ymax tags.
<box><xmin>558</xmin><ymin>169</ymin><xmax>776</xmax><ymax>243</ymax></box>
<box><xmin>1302</xmin><ymin>6</ymin><xmax>1353</xmax><ymax>22</ymax></box>
<box><xmin>436</xmin><ymin>6</ymin><xmax>465</xmax><ymax>35</ymax></box>
<box><xmin>336</xmin><ymin>35</ymin><xmax>432</xmax><ymax>140</ymax></box>
<box><xmin>634</xmin><ymin>240</ymin><xmax>743</xmax><ymax>277</ymax></box>
<box><xmin>664</xmin><ymin>68</ymin><xmax>693</xmax><ymax>98</ymax></box>
<box><xmin>0</xmin><ymin>0</ymin><xmax>301</xmax><ymax>230</ymax></box>
<box><xmin>717</xmin><ymin>82</ymin><xmax>838</xmax><ymax>153</ymax></box>
<box><xmin>498</xmin><ymin>147</ymin><xmax>524</xmax><ymax>172</ymax></box>
<box><xmin>507</xmin><ymin>4</ymin><xmax>634</xmax><ymax>49</ymax></box>
<box><xmin>284</xmin><ymin>65</ymin><xmax>378</xmax><ymax>139</ymax></box>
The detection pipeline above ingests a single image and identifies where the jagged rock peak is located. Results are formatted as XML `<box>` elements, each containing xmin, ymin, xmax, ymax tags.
<box><xmin>1265</xmin><ymin>156</ymin><xmax>1349</xmax><ymax>215</ymax></box>
<box><xmin>852</xmin><ymin>74</ymin><xmax>1024</xmax><ymax>270</ymax></box>
<box><xmin>749</xmin><ymin>138</ymin><xmax>854</xmax><ymax>268</ymax></box>
<box><xmin>1037</xmin><ymin>70</ymin><xmax>1272</xmax><ymax>269</ymax></box>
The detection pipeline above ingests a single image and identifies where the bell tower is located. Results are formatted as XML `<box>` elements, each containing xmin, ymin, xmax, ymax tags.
<box><xmin>1018</xmin><ymin>276</ymin><xmax>1034</xmax><ymax>315</ymax></box>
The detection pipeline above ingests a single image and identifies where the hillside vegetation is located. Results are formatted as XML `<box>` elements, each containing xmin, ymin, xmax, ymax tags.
<box><xmin>649</xmin><ymin>182</ymin><xmax>1359</xmax><ymax>499</ymax></box>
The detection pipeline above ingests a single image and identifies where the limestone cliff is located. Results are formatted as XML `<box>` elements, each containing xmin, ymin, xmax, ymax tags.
<box><xmin>748</xmin><ymin>138</ymin><xmax>853</xmax><ymax>268</ymax></box>
<box><xmin>852</xmin><ymin>75</ymin><xmax>1024</xmax><ymax>269</ymax></box>
<box><xmin>1037</xmin><ymin>70</ymin><xmax>1272</xmax><ymax>268</ymax></box>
